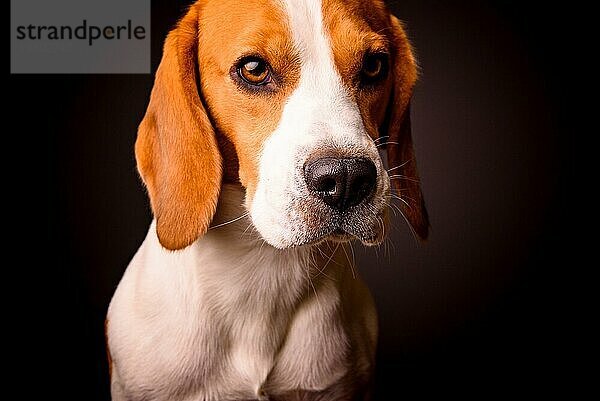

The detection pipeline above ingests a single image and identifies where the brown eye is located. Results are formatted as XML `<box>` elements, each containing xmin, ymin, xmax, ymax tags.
<box><xmin>237</xmin><ymin>57</ymin><xmax>272</xmax><ymax>86</ymax></box>
<box><xmin>361</xmin><ymin>53</ymin><xmax>389</xmax><ymax>84</ymax></box>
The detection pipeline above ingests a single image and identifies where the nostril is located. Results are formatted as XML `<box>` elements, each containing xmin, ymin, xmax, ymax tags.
<box><xmin>304</xmin><ymin>158</ymin><xmax>346</xmax><ymax>209</ymax></box>
<box><xmin>316</xmin><ymin>177</ymin><xmax>338</xmax><ymax>195</ymax></box>
<box><xmin>344</xmin><ymin>159</ymin><xmax>377</xmax><ymax>208</ymax></box>
<box><xmin>350</xmin><ymin>176</ymin><xmax>374</xmax><ymax>199</ymax></box>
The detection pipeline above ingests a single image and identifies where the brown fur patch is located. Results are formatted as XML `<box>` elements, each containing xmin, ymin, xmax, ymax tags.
<box><xmin>135</xmin><ymin>5</ymin><xmax>223</xmax><ymax>250</ymax></box>
<box><xmin>322</xmin><ymin>0</ymin><xmax>429</xmax><ymax>239</ymax></box>
<box><xmin>322</xmin><ymin>0</ymin><xmax>391</xmax><ymax>138</ymax></box>
<box><xmin>197</xmin><ymin>0</ymin><xmax>301</xmax><ymax>202</ymax></box>
<box><xmin>385</xmin><ymin>16</ymin><xmax>430</xmax><ymax>239</ymax></box>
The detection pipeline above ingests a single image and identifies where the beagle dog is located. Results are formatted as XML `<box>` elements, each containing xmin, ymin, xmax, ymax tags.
<box><xmin>106</xmin><ymin>0</ymin><xmax>428</xmax><ymax>400</ymax></box>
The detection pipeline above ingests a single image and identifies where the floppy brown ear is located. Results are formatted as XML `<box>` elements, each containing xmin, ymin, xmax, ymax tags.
<box><xmin>135</xmin><ymin>6</ymin><xmax>222</xmax><ymax>250</ymax></box>
<box><xmin>383</xmin><ymin>15</ymin><xmax>429</xmax><ymax>240</ymax></box>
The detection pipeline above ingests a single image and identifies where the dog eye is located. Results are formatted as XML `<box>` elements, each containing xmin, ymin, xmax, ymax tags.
<box><xmin>361</xmin><ymin>53</ymin><xmax>389</xmax><ymax>84</ymax></box>
<box><xmin>237</xmin><ymin>57</ymin><xmax>272</xmax><ymax>86</ymax></box>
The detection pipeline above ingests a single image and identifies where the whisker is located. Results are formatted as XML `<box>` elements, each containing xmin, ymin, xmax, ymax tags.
<box><xmin>390</xmin><ymin>193</ymin><xmax>418</xmax><ymax>206</ymax></box>
<box><xmin>349</xmin><ymin>242</ymin><xmax>357</xmax><ymax>277</ymax></box>
<box><xmin>315</xmin><ymin>246</ymin><xmax>329</xmax><ymax>259</ymax></box>
<box><xmin>368</xmin><ymin>216</ymin><xmax>386</xmax><ymax>258</ymax></box>
<box><xmin>377</xmin><ymin>215</ymin><xmax>386</xmax><ymax>240</ymax></box>
<box><xmin>386</xmin><ymin>194</ymin><xmax>417</xmax><ymax>243</ymax></box>
<box><xmin>340</xmin><ymin>244</ymin><xmax>355</xmax><ymax>279</ymax></box>
<box><xmin>380</xmin><ymin>235</ymin><xmax>387</xmax><ymax>260</ymax></box>
<box><xmin>391</xmin><ymin>194</ymin><xmax>411</xmax><ymax>209</ymax></box>
<box><xmin>241</xmin><ymin>222</ymin><xmax>255</xmax><ymax>237</ymax></box>
<box><xmin>326</xmin><ymin>241</ymin><xmax>334</xmax><ymax>253</ymax></box>
<box><xmin>305</xmin><ymin>265</ymin><xmax>315</xmax><ymax>294</ymax></box>
<box><xmin>305</xmin><ymin>262</ymin><xmax>322</xmax><ymax>311</ymax></box>
<box><xmin>385</xmin><ymin>235</ymin><xmax>395</xmax><ymax>261</ymax></box>
<box><xmin>389</xmin><ymin>200</ymin><xmax>405</xmax><ymax>215</ymax></box>
<box><xmin>315</xmin><ymin>243</ymin><xmax>343</xmax><ymax>268</ymax></box>
<box><xmin>378</xmin><ymin>237</ymin><xmax>385</xmax><ymax>261</ymax></box>
<box><xmin>388</xmin><ymin>174</ymin><xmax>420</xmax><ymax>183</ymax></box>
<box><xmin>341</xmin><ymin>243</ymin><xmax>357</xmax><ymax>280</ymax></box>
<box><xmin>315</xmin><ymin>243</ymin><xmax>339</xmax><ymax>280</ymax></box>
<box><xmin>396</xmin><ymin>207</ymin><xmax>420</xmax><ymax>243</ymax></box>
<box><xmin>384</xmin><ymin>201</ymin><xmax>400</xmax><ymax>217</ymax></box>
<box><xmin>376</xmin><ymin>141</ymin><xmax>400</xmax><ymax>148</ymax></box>
<box><xmin>389</xmin><ymin>188</ymin><xmax>410</xmax><ymax>193</ymax></box>
<box><xmin>386</xmin><ymin>165</ymin><xmax>403</xmax><ymax>173</ymax></box>
<box><xmin>209</xmin><ymin>212</ymin><xmax>250</xmax><ymax>230</ymax></box>
<box><xmin>374</xmin><ymin>242</ymin><xmax>380</xmax><ymax>260</ymax></box>
<box><xmin>387</xmin><ymin>158</ymin><xmax>414</xmax><ymax>171</ymax></box>
<box><xmin>389</xmin><ymin>191</ymin><xmax>417</xmax><ymax>204</ymax></box>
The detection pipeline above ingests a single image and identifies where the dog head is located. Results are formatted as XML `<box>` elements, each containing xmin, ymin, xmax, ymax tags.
<box><xmin>136</xmin><ymin>0</ymin><xmax>429</xmax><ymax>250</ymax></box>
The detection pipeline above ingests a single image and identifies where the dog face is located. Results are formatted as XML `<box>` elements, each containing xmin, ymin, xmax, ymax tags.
<box><xmin>136</xmin><ymin>0</ymin><xmax>429</xmax><ymax>250</ymax></box>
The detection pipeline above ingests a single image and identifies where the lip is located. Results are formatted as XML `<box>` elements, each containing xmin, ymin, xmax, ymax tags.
<box><xmin>302</xmin><ymin>197</ymin><xmax>389</xmax><ymax>245</ymax></box>
<box><xmin>323</xmin><ymin>227</ymin><xmax>355</xmax><ymax>243</ymax></box>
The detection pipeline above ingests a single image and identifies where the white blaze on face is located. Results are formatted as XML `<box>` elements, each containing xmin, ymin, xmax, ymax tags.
<box><xmin>276</xmin><ymin>0</ymin><xmax>366</xmax><ymax>140</ymax></box>
<box><xmin>250</xmin><ymin>0</ymin><xmax>385</xmax><ymax>248</ymax></box>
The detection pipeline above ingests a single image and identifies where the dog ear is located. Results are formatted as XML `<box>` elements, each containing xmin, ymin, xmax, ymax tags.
<box><xmin>135</xmin><ymin>6</ymin><xmax>222</xmax><ymax>250</ymax></box>
<box><xmin>382</xmin><ymin>15</ymin><xmax>429</xmax><ymax>240</ymax></box>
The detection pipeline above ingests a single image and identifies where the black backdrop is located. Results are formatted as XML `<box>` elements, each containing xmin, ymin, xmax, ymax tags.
<box><xmin>12</xmin><ymin>0</ymin><xmax>574</xmax><ymax>399</ymax></box>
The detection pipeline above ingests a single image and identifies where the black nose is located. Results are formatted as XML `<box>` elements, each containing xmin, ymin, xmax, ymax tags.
<box><xmin>304</xmin><ymin>158</ymin><xmax>377</xmax><ymax>210</ymax></box>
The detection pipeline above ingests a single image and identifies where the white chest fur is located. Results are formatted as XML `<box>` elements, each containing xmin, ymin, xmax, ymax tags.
<box><xmin>107</xmin><ymin>186</ymin><xmax>377</xmax><ymax>401</ymax></box>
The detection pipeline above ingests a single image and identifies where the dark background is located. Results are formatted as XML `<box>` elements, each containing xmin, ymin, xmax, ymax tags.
<box><xmin>12</xmin><ymin>0</ymin><xmax>575</xmax><ymax>399</ymax></box>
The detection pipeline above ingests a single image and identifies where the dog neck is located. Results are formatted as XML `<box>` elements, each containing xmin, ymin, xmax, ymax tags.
<box><xmin>143</xmin><ymin>184</ymin><xmax>352</xmax><ymax>316</ymax></box>
<box><xmin>111</xmin><ymin>184</ymin><xmax>370</xmax><ymax>399</ymax></box>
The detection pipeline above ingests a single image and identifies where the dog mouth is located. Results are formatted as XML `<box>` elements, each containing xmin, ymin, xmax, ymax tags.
<box><xmin>299</xmin><ymin>204</ymin><xmax>388</xmax><ymax>247</ymax></box>
<box><xmin>327</xmin><ymin>228</ymin><xmax>353</xmax><ymax>242</ymax></box>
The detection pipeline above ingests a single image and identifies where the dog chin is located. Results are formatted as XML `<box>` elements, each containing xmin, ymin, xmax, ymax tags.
<box><xmin>323</xmin><ymin>227</ymin><xmax>385</xmax><ymax>246</ymax></box>
<box><xmin>261</xmin><ymin>220</ymin><xmax>387</xmax><ymax>249</ymax></box>
<box><xmin>250</xmin><ymin>195</ymin><xmax>389</xmax><ymax>249</ymax></box>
